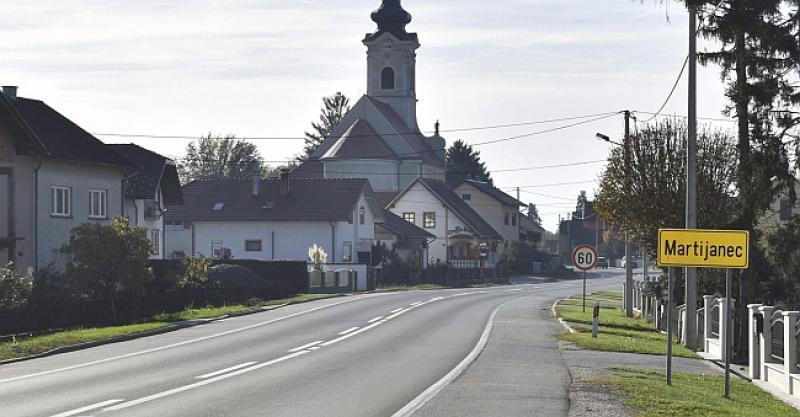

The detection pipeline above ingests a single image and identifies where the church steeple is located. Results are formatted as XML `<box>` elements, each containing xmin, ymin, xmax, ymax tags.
<box><xmin>363</xmin><ymin>0</ymin><xmax>420</xmax><ymax>130</ymax></box>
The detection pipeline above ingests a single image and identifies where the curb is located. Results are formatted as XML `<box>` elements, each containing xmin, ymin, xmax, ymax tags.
<box><xmin>552</xmin><ymin>299</ymin><xmax>577</xmax><ymax>333</ymax></box>
<box><xmin>0</xmin><ymin>294</ymin><xmax>348</xmax><ymax>366</ymax></box>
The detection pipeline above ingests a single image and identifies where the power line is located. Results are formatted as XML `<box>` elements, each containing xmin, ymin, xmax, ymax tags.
<box><xmin>92</xmin><ymin>111</ymin><xmax>620</xmax><ymax>142</ymax></box>
<box><xmin>642</xmin><ymin>55</ymin><xmax>689</xmax><ymax>123</ymax></box>
<box><xmin>499</xmin><ymin>179</ymin><xmax>598</xmax><ymax>189</ymax></box>
<box><xmin>634</xmin><ymin>110</ymin><xmax>735</xmax><ymax>124</ymax></box>
<box><xmin>470</xmin><ymin>113</ymin><xmax>621</xmax><ymax>147</ymax></box>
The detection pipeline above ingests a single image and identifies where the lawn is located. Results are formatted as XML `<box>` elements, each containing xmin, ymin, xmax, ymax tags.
<box><xmin>1</xmin><ymin>293</ymin><xmax>339</xmax><ymax>361</ymax></box>
<box><xmin>0</xmin><ymin>323</ymin><xmax>168</xmax><ymax>361</ymax></box>
<box><xmin>375</xmin><ymin>283</ymin><xmax>447</xmax><ymax>292</ymax></box>
<box><xmin>556</xmin><ymin>291</ymin><xmax>698</xmax><ymax>359</ymax></box>
<box><xmin>603</xmin><ymin>368</ymin><xmax>800</xmax><ymax>417</ymax></box>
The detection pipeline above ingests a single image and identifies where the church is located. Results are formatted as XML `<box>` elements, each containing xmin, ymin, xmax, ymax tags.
<box><xmin>293</xmin><ymin>0</ymin><xmax>506</xmax><ymax>266</ymax></box>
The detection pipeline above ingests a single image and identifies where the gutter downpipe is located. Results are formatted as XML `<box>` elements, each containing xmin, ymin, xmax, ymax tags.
<box><xmin>329</xmin><ymin>222</ymin><xmax>336</xmax><ymax>263</ymax></box>
<box><xmin>32</xmin><ymin>156</ymin><xmax>42</xmax><ymax>273</ymax></box>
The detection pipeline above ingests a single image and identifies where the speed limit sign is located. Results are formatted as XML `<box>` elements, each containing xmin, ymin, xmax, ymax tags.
<box><xmin>572</xmin><ymin>245</ymin><xmax>598</xmax><ymax>271</ymax></box>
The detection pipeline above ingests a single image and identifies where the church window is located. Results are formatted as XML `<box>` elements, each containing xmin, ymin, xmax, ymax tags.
<box><xmin>381</xmin><ymin>67</ymin><xmax>395</xmax><ymax>90</ymax></box>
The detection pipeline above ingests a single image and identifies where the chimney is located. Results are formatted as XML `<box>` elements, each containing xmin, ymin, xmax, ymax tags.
<box><xmin>252</xmin><ymin>173</ymin><xmax>260</xmax><ymax>196</ymax></box>
<box><xmin>2</xmin><ymin>86</ymin><xmax>17</xmax><ymax>100</ymax></box>
<box><xmin>280</xmin><ymin>168</ymin><xmax>290</xmax><ymax>196</ymax></box>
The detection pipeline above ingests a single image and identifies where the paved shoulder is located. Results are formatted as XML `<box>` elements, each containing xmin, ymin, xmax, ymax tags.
<box><xmin>411</xmin><ymin>294</ymin><xmax>572</xmax><ymax>417</ymax></box>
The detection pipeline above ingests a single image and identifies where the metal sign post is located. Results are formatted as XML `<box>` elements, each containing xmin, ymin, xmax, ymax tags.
<box><xmin>724</xmin><ymin>268</ymin><xmax>732</xmax><ymax>398</ymax></box>
<box><xmin>666</xmin><ymin>267</ymin><xmax>673</xmax><ymax>385</ymax></box>
<box><xmin>572</xmin><ymin>245</ymin><xmax>598</xmax><ymax>313</ymax></box>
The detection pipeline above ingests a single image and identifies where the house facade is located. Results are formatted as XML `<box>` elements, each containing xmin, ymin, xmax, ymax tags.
<box><xmin>0</xmin><ymin>86</ymin><xmax>132</xmax><ymax>273</ymax></box>
<box><xmin>165</xmin><ymin>175</ymin><xmax>382</xmax><ymax>264</ymax></box>
<box><xmin>387</xmin><ymin>178</ymin><xmax>501</xmax><ymax>267</ymax></box>
<box><xmin>108</xmin><ymin>144</ymin><xmax>183</xmax><ymax>260</ymax></box>
<box><xmin>453</xmin><ymin>180</ymin><xmax>523</xmax><ymax>256</ymax></box>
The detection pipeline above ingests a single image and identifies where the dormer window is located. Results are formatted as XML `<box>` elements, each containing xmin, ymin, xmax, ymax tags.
<box><xmin>381</xmin><ymin>67</ymin><xmax>395</xmax><ymax>90</ymax></box>
<box><xmin>359</xmin><ymin>206</ymin><xmax>366</xmax><ymax>225</ymax></box>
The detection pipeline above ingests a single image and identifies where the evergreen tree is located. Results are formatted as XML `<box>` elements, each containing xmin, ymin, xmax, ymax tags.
<box><xmin>527</xmin><ymin>203</ymin><xmax>542</xmax><ymax>226</ymax></box>
<box><xmin>300</xmin><ymin>92</ymin><xmax>351</xmax><ymax>161</ymax></box>
<box><xmin>178</xmin><ymin>134</ymin><xmax>263</xmax><ymax>184</ymax></box>
<box><xmin>445</xmin><ymin>140</ymin><xmax>492</xmax><ymax>187</ymax></box>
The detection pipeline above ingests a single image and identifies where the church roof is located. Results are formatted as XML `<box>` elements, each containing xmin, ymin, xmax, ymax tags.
<box><xmin>321</xmin><ymin>118</ymin><xmax>399</xmax><ymax>160</ymax></box>
<box><xmin>364</xmin><ymin>0</ymin><xmax>418</xmax><ymax>43</ymax></box>
<box><xmin>364</xmin><ymin>96</ymin><xmax>444</xmax><ymax>166</ymax></box>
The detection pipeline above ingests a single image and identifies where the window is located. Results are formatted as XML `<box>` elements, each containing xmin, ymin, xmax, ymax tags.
<box><xmin>403</xmin><ymin>212</ymin><xmax>416</xmax><ymax>224</ymax></box>
<box><xmin>245</xmin><ymin>240</ymin><xmax>262</xmax><ymax>252</ymax></box>
<box><xmin>51</xmin><ymin>186</ymin><xmax>71</xmax><ymax>217</ymax></box>
<box><xmin>381</xmin><ymin>67</ymin><xmax>395</xmax><ymax>89</ymax></box>
<box><xmin>504</xmin><ymin>212</ymin><xmax>510</xmax><ymax>226</ymax></box>
<box><xmin>359</xmin><ymin>206</ymin><xmax>366</xmax><ymax>225</ymax></box>
<box><xmin>780</xmin><ymin>199</ymin><xmax>793</xmax><ymax>221</ymax></box>
<box><xmin>149</xmin><ymin>230</ymin><xmax>160</xmax><ymax>255</ymax></box>
<box><xmin>511</xmin><ymin>213</ymin><xmax>517</xmax><ymax>226</ymax></box>
<box><xmin>212</xmin><ymin>203</ymin><xmax>225</xmax><ymax>211</ymax></box>
<box><xmin>423</xmin><ymin>212</ymin><xmax>436</xmax><ymax>229</ymax></box>
<box><xmin>462</xmin><ymin>194</ymin><xmax>471</xmax><ymax>201</ymax></box>
<box><xmin>89</xmin><ymin>189</ymin><xmax>107</xmax><ymax>219</ymax></box>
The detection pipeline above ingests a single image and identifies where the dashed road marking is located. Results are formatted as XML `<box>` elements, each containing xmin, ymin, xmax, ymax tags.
<box><xmin>196</xmin><ymin>362</ymin><xmax>257</xmax><ymax>379</ymax></box>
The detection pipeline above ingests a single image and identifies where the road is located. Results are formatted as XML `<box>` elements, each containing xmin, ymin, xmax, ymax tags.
<box><xmin>0</xmin><ymin>270</ymin><xmax>625</xmax><ymax>417</ymax></box>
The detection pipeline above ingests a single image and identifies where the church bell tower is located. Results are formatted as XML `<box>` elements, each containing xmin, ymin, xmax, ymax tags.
<box><xmin>363</xmin><ymin>0</ymin><xmax>420</xmax><ymax>131</ymax></box>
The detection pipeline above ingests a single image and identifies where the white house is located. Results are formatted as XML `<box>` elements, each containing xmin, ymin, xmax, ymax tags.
<box><xmin>453</xmin><ymin>180</ymin><xmax>524</xmax><ymax>256</ymax></box>
<box><xmin>0</xmin><ymin>86</ymin><xmax>133</xmax><ymax>273</ymax></box>
<box><xmin>165</xmin><ymin>174</ymin><xmax>383</xmax><ymax>264</ymax></box>
<box><xmin>108</xmin><ymin>144</ymin><xmax>183</xmax><ymax>260</ymax></box>
<box><xmin>387</xmin><ymin>177</ymin><xmax>502</xmax><ymax>267</ymax></box>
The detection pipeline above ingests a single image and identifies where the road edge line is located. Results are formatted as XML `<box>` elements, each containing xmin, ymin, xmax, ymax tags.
<box><xmin>391</xmin><ymin>297</ymin><xmax>520</xmax><ymax>417</ymax></box>
<box><xmin>552</xmin><ymin>299</ymin><xmax>577</xmax><ymax>334</ymax></box>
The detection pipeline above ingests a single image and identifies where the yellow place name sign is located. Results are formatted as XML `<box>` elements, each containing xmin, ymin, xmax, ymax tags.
<box><xmin>658</xmin><ymin>229</ymin><xmax>750</xmax><ymax>269</ymax></box>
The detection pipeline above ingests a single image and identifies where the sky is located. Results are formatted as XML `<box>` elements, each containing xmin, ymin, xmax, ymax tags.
<box><xmin>0</xmin><ymin>0</ymin><xmax>736</xmax><ymax>233</ymax></box>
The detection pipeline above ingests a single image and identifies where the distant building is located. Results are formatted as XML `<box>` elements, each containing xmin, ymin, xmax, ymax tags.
<box><xmin>558</xmin><ymin>199</ymin><xmax>601</xmax><ymax>265</ymax></box>
<box><xmin>453</xmin><ymin>179</ymin><xmax>524</xmax><ymax>256</ymax></box>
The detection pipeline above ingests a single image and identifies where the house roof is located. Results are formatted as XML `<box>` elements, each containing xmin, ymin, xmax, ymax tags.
<box><xmin>461</xmin><ymin>179</ymin><xmax>524</xmax><ymax>207</ymax></box>
<box><xmin>378</xmin><ymin>209</ymin><xmax>434</xmax><ymax>247</ymax></box>
<box><xmin>108</xmin><ymin>144</ymin><xmax>183</xmax><ymax>205</ymax></box>
<box><xmin>390</xmin><ymin>177</ymin><xmax>502</xmax><ymax>240</ymax></box>
<box><xmin>321</xmin><ymin>118</ymin><xmax>399</xmax><ymax>160</ymax></box>
<box><xmin>0</xmin><ymin>94</ymin><xmax>132</xmax><ymax>167</ymax></box>
<box><xmin>166</xmin><ymin>178</ymin><xmax>376</xmax><ymax>223</ymax></box>
<box><xmin>288</xmin><ymin>160</ymin><xmax>325</xmax><ymax>180</ymax></box>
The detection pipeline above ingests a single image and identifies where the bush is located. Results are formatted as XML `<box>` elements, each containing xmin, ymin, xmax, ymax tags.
<box><xmin>207</xmin><ymin>264</ymin><xmax>265</xmax><ymax>303</ymax></box>
<box><xmin>0</xmin><ymin>263</ymin><xmax>32</xmax><ymax>333</ymax></box>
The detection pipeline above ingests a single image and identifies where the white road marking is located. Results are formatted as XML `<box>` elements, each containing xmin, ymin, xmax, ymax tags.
<box><xmin>505</xmin><ymin>288</ymin><xmax>522</xmax><ymax>292</ymax></box>
<box><xmin>49</xmin><ymin>399</ymin><xmax>123</xmax><ymax>417</ymax></box>
<box><xmin>195</xmin><ymin>362</ymin><xmax>257</xmax><ymax>379</ymax></box>
<box><xmin>383</xmin><ymin>308</ymin><xmax>411</xmax><ymax>321</ymax></box>
<box><xmin>103</xmin><ymin>351</ymin><xmax>309</xmax><ymax>412</ymax></box>
<box><xmin>309</xmin><ymin>346</ymin><xmax>321</xmax><ymax>351</ymax></box>
<box><xmin>410</xmin><ymin>301</ymin><xmax>424</xmax><ymax>306</ymax></box>
<box><xmin>321</xmin><ymin>321</ymin><xmax>384</xmax><ymax>347</ymax></box>
<box><xmin>367</xmin><ymin>316</ymin><xmax>384</xmax><ymax>323</ymax></box>
<box><xmin>0</xmin><ymin>295</ymin><xmax>374</xmax><ymax>384</ymax></box>
<box><xmin>338</xmin><ymin>326</ymin><xmax>360</xmax><ymax>335</ymax></box>
<box><xmin>390</xmin><ymin>308</ymin><xmax>404</xmax><ymax>313</ymax></box>
<box><xmin>392</xmin><ymin>297</ymin><xmax>522</xmax><ymax>417</ymax></box>
<box><xmin>287</xmin><ymin>340</ymin><xmax>324</xmax><ymax>353</ymax></box>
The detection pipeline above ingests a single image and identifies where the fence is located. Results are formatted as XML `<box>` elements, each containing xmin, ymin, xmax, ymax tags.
<box><xmin>699</xmin><ymin>295</ymin><xmax>734</xmax><ymax>362</ymax></box>
<box><xmin>747</xmin><ymin>304</ymin><xmax>800</xmax><ymax>398</ymax></box>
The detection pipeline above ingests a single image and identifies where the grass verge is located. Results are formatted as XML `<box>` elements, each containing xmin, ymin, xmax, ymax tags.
<box><xmin>1</xmin><ymin>293</ymin><xmax>339</xmax><ymax>362</ymax></box>
<box><xmin>602</xmin><ymin>367</ymin><xmax>800</xmax><ymax>417</ymax></box>
<box><xmin>555</xmin><ymin>291</ymin><xmax>698</xmax><ymax>359</ymax></box>
<box><xmin>0</xmin><ymin>323</ymin><xmax>168</xmax><ymax>361</ymax></box>
<box><xmin>375</xmin><ymin>283</ymin><xmax>447</xmax><ymax>292</ymax></box>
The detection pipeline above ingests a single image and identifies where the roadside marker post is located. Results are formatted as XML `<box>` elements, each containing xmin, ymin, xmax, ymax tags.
<box><xmin>592</xmin><ymin>301</ymin><xmax>600</xmax><ymax>338</ymax></box>
<box><xmin>572</xmin><ymin>245</ymin><xmax>598</xmax><ymax>313</ymax></box>
<box><xmin>657</xmin><ymin>229</ymin><xmax>749</xmax><ymax>393</ymax></box>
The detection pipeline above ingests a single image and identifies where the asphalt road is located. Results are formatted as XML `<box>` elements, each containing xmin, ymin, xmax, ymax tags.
<box><xmin>0</xmin><ymin>270</ymin><xmax>625</xmax><ymax>417</ymax></box>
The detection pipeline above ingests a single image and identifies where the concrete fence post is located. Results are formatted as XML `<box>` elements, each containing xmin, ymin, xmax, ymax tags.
<box><xmin>622</xmin><ymin>282</ymin><xmax>627</xmax><ymax>313</ymax></box>
<box><xmin>783</xmin><ymin>311</ymin><xmax>799</xmax><ymax>394</ymax></box>
<box><xmin>703</xmin><ymin>295</ymin><xmax>715</xmax><ymax>352</ymax></box>
<box><xmin>719</xmin><ymin>298</ymin><xmax>735</xmax><ymax>362</ymax></box>
<box><xmin>759</xmin><ymin>306</ymin><xmax>776</xmax><ymax>381</ymax></box>
<box><xmin>748</xmin><ymin>304</ymin><xmax>763</xmax><ymax>380</ymax></box>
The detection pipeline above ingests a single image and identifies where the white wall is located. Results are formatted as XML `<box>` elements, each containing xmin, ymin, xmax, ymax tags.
<box><xmin>389</xmin><ymin>181</ymin><xmax>471</xmax><ymax>263</ymax></box>
<box><xmin>36</xmin><ymin>158</ymin><xmax>125</xmax><ymax>271</ymax></box>
<box><xmin>454</xmin><ymin>183</ymin><xmax>519</xmax><ymax>255</ymax></box>
<box><xmin>325</xmin><ymin>159</ymin><xmax>399</xmax><ymax>192</ymax></box>
<box><xmin>125</xmin><ymin>188</ymin><xmax>166</xmax><ymax>260</ymax></box>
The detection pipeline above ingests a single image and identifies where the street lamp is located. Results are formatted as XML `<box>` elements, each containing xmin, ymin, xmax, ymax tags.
<box><xmin>596</xmin><ymin>132</ymin><xmax>622</xmax><ymax>146</ymax></box>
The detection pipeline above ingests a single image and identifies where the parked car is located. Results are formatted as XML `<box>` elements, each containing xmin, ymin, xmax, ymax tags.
<box><xmin>597</xmin><ymin>257</ymin><xmax>609</xmax><ymax>269</ymax></box>
<box><xmin>621</xmin><ymin>258</ymin><xmax>638</xmax><ymax>269</ymax></box>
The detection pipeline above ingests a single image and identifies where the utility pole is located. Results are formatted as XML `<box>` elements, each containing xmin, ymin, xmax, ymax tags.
<box><xmin>685</xmin><ymin>5</ymin><xmax>699</xmax><ymax>349</ymax></box>
<box><xmin>624</xmin><ymin>110</ymin><xmax>633</xmax><ymax>318</ymax></box>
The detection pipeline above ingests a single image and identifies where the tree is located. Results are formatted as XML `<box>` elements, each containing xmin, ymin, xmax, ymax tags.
<box><xmin>445</xmin><ymin>140</ymin><xmax>492</xmax><ymax>187</ymax></box>
<box><xmin>178</xmin><ymin>134</ymin><xmax>264</xmax><ymax>184</ymax></box>
<box><xmin>300</xmin><ymin>92</ymin><xmax>351</xmax><ymax>161</ymax></box>
<box><xmin>595</xmin><ymin>119</ymin><xmax>738</xmax><ymax>257</ymax></box>
<box><xmin>527</xmin><ymin>203</ymin><xmax>542</xmax><ymax>225</ymax></box>
<box><xmin>63</xmin><ymin>217</ymin><xmax>153</xmax><ymax>323</ymax></box>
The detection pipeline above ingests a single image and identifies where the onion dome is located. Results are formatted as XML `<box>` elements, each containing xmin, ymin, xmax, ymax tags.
<box><xmin>364</xmin><ymin>0</ymin><xmax>417</xmax><ymax>42</ymax></box>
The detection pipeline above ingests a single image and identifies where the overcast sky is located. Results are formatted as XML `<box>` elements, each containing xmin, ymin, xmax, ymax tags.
<box><xmin>1</xmin><ymin>0</ymin><xmax>735</xmax><ymax>232</ymax></box>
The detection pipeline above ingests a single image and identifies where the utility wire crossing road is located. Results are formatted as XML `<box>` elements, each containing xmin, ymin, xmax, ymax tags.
<box><xmin>0</xmin><ymin>274</ymin><xmax>620</xmax><ymax>417</ymax></box>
